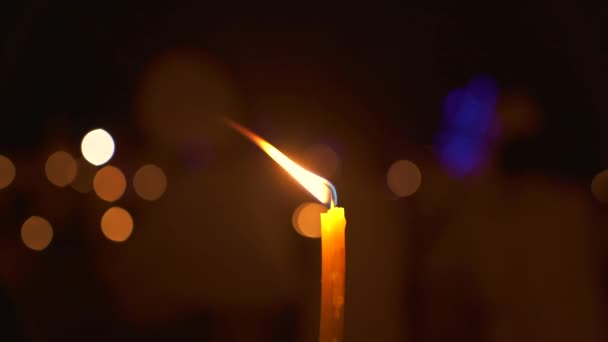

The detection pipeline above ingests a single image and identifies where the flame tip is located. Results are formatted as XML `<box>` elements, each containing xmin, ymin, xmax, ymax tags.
<box><xmin>227</xmin><ymin>120</ymin><xmax>338</xmax><ymax>206</ymax></box>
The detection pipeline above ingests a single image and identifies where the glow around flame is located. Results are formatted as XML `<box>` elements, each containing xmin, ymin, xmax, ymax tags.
<box><xmin>226</xmin><ymin>119</ymin><xmax>337</xmax><ymax>207</ymax></box>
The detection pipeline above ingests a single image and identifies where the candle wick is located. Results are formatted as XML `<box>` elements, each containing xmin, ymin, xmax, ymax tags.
<box><xmin>325</xmin><ymin>180</ymin><xmax>338</xmax><ymax>208</ymax></box>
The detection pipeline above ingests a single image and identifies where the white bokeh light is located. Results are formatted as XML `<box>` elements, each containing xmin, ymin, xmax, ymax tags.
<box><xmin>81</xmin><ymin>128</ymin><xmax>115</xmax><ymax>166</ymax></box>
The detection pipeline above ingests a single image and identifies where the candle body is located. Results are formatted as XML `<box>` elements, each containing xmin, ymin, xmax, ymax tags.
<box><xmin>319</xmin><ymin>207</ymin><xmax>346</xmax><ymax>342</ymax></box>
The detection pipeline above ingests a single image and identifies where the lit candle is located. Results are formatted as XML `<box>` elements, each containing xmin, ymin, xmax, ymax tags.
<box><xmin>226</xmin><ymin>119</ymin><xmax>346</xmax><ymax>342</ymax></box>
<box><xmin>319</xmin><ymin>205</ymin><xmax>346</xmax><ymax>342</ymax></box>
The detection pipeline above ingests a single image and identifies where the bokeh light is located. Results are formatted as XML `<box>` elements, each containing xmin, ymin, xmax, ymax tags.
<box><xmin>291</xmin><ymin>202</ymin><xmax>327</xmax><ymax>238</ymax></box>
<box><xmin>302</xmin><ymin>144</ymin><xmax>340</xmax><ymax>177</ymax></box>
<box><xmin>21</xmin><ymin>216</ymin><xmax>53</xmax><ymax>251</ymax></box>
<box><xmin>45</xmin><ymin>151</ymin><xmax>77</xmax><ymax>187</ymax></box>
<box><xmin>101</xmin><ymin>207</ymin><xmax>133</xmax><ymax>242</ymax></box>
<box><xmin>434</xmin><ymin>74</ymin><xmax>498</xmax><ymax>178</ymax></box>
<box><xmin>0</xmin><ymin>154</ymin><xmax>16</xmax><ymax>190</ymax></box>
<box><xmin>133</xmin><ymin>164</ymin><xmax>167</xmax><ymax>201</ymax></box>
<box><xmin>93</xmin><ymin>165</ymin><xmax>127</xmax><ymax>202</ymax></box>
<box><xmin>71</xmin><ymin>158</ymin><xmax>97</xmax><ymax>193</ymax></box>
<box><xmin>387</xmin><ymin>160</ymin><xmax>422</xmax><ymax>198</ymax></box>
<box><xmin>81</xmin><ymin>128</ymin><xmax>115</xmax><ymax>166</ymax></box>
<box><xmin>591</xmin><ymin>170</ymin><xmax>608</xmax><ymax>204</ymax></box>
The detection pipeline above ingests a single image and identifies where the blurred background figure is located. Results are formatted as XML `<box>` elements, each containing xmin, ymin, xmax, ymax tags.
<box><xmin>416</xmin><ymin>86</ymin><xmax>607</xmax><ymax>342</ymax></box>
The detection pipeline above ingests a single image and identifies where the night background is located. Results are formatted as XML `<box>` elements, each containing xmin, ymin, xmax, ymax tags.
<box><xmin>1</xmin><ymin>1</ymin><xmax>608</xmax><ymax>341</ymax></box>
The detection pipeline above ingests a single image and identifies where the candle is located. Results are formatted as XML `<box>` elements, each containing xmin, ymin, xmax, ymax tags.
<box><xmin>320</xmin><ymin>205</ymin><xmax>346</xmax><ymax>342</ymax></box>
<box><xmin>226</xmin><ymin>119</ymin><xmax>346</xmax><ymax>342</ymax></box>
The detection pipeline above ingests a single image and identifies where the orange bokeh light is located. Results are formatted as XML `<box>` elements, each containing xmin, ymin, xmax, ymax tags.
<box><xmin>133</xmin><ymin>164</ymin><xmax>167</xmax><ymax>201</ymax></box>
<box><xmin>21</xmin><ymin>216</ymin><xmax>53</xmax><ymax>251</ymax></box>
<box><xmin>0</xmin><ymin>155</ymin><xmax>16</xmax><ymax>190</ymax></box>
<box><xmin>101</xmin><ymin>207</ymin><xmax>133</xmax><ymax>242</ymax></box>
<box><xmin>387</xmin><ymin>160</ymin><xmax>422</xmax><ymax>198</ymax></box>
<box><xmin>45</xmin><ymin>151</ymin><xmax>77</xmax><ymax>187</ymax></box>
<box><xmin>93</xmin><ymin>165</ymin><xmax>127</xmax><ymax>202</ymax></box>
<box><xmin>292</xmin><ymin>202</ymin><xmax>326</xmax><ymax>238</ymax></box>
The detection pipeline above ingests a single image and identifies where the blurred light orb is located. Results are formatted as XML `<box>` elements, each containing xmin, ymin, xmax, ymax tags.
<box><xmin>81</xmin><ymin>129</ymin><xmax>115</xmax><ymax>166</ymax></box>
<box><xmin>45</xmin><ymin>151</ymin><xmax>77</xmax><ymax>187</ymax></box>
<box><xmin>0</xmin><ymin>155</ymin><xmax>16</xmax><ymax>190</ymax></box>
<box><xmin>303</xmin><ymin>144</ymin><xmax>340</xmax><ymax>177</ymax></box>
<box><xmin>435</xmin><ymin>74</ymin><xmax>498</xmax><ymax>178</ymax></box>
<box><xmin>21</xmin><ymin>216</ymin><xmax>53</xmax><ymax>251</ymax></box>
<box><xmin>387</xmin><ymin>160</ymin><xmax>422</xmax><ymax>198</ymax></box>
<box><xmin>591</xmin><ymin>170</ymin><xmax>608</xmax><ymax>203</ymax></box>
<box><xmin>133</xmin><ymin>164</ymin><xmax>167</xmax><ymax>201</ymax></box>
<box><xmin>292</xmin><ymin>202</ymin><xmax>327</xmax><ymax>238</ymax></box>
<box><xmin>93</xmin><ymin>165</ymin><xmax>127</xmax><ymax>202</ymax></box>
<box><xmin>71</xmin><ymin>158</ymin><xmax>97</xmax><ymax>193</ymax></box>
<box><xmin>101</xmin><ymin>207</ymin><xmax>133</xmax><ymax>242</ymax></box>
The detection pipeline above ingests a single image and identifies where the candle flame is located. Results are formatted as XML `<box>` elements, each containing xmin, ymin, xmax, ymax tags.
<box><xmin>226</xmin><ymin>119</ymin><xmax>337</xmax><ymax>207</ymax></box>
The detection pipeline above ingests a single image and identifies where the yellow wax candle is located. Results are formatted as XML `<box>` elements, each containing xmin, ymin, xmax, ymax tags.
<box><xmin>319</xmin><ymin>206</ymin><xmax>346</xmax><ymax>342</ymax></box>
<box><xmin>226</xmin><ymin>118</ymin><xmax>347</xmax><ymax>342</ymax></box>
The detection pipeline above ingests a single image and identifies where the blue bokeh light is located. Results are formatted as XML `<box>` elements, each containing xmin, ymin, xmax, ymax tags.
<box><xmin>435</xmin><ymin>75</ymin><xmax>499</xmax><ymax>178</ymax></box>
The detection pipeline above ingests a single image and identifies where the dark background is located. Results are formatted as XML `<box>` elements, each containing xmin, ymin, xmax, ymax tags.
<box><xmin>1</xmin><ymin>1</ymin><xmax>607</xmax><ymax>341</ymax></box>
